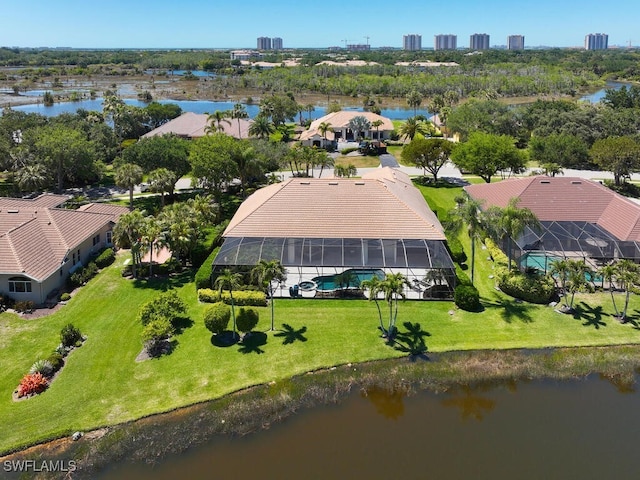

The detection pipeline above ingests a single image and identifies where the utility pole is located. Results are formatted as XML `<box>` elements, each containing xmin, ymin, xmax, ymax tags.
<box><xmin>364</xmin><ymin>35</ymin><xmax>370</xmax><ymax>47</ymax></box>
<box><xmin>342</xmin><ymin>39</ymin><xmax>349</xmax><ymax>49</ymax></box>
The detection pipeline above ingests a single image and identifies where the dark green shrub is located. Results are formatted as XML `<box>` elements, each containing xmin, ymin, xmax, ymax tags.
<box><xmin>14</xmin><ymin>300</ymin><xmax>35</xmax><ymax>313</ymax></box>
<box><xmin>456</xmin><ymin>268</ymin><xmax>473</xmax><ymax>287</ymax></box>
<box><xmin>204</xmin><ymin>302</ymin><xmax>231</xmax><ymax>334</ymax></box>
<box><xmin>95</xmin><ymin>248</ymin><xmax>115</xmax><ymax>268</ymax></box>
<box><xmin>46</xmin><ymin>353</ymin><xmax>64</xmax><ymax>372</ymax></box>
<box><xmin>138</xmin><ymin>290</ymin><xmax>187</xmax><ymax>326</ymax></box>
<box><xmin>454</xmin><ymin>285</ymin><xmax>481</xmax><ymax>311</ymax></box>
<box><xmin>447</xmin><ymin>237</ymin><xmax>467</xmax><ymax>265</ymax></box>
<box><xmin>60</xmin><ymin>323</ymin><xmax>83</xmax><ymax>347</ymax></box>
<box><xmin>0</xmin><ymin>293</ymin><xmax>15</xmax><ymax>311</ymax></box>
<box><xmin>68</xmin><ymin>262</ymin><xmax>99</xmax><ymax>288</ymax></box>
<box><xmin>195</xmin><ymin>247</ymin><xmax>220</xmax><ymax>290</ymax></box>
<box><xmin>198</xmin><ymin>289</ymin><xmax>267</xmax><ymax>307</ymax></box>
<box><xmin>142</xmin><ymin>318</ymin><xmax>174</xmax><ymax>355</ymax></box>
<box><xmin>498</xmin><ymin>271</ymin><xmax>555</xmax><ymax>304</ymax></box>
<box><xmin>236</xmin><ymin>307</ymin><xmax>259</xmax><ymax>334</ymax></box>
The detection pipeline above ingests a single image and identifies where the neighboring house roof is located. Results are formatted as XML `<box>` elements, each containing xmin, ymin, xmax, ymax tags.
<box><xmin>0</xmin><ymin>198</ymin><xmax>126</xmax><ymax>281</ymax></box>
<box><xmin>223</xmin><ymin>167</ymin><xmax>446</xmax><ymax>240</ymax></box>
<box><xmin>76</xmin><ymin>203</ymin><xmax>130</xmax><ymax>222</ymax></box>
<box><xmin>464</xmin><ymin>176</ymin><xmax>640</xmax><ymax>242</ymax></box>
<box><xmin>142</xmin><ymin>112</ymin><xmax>253</xmax><ymax>140</ymax></box>
<box><xmin>0</xmin><ymin>194</ymin><xmax>69</xmax><ymax>210</ymax></box>
<box><xmin>300</xmin><ymin>111</ymin><xmax>393</xmax><ymax>142</ymax></box>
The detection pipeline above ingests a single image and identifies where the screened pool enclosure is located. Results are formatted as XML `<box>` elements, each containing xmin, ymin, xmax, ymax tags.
<box><xmin>213</xmin><ymin>237</ymin><xmax>456</xmax><ymax>299</ymax></box>
<box><xmin>506</xmin><ymin>220</ymin><xmax>640</xmax><ymax>273</ymax></box>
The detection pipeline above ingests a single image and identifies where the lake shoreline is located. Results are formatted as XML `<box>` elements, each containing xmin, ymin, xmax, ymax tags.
<box><xmin>2</xmin><ymin>344</ymin><xmax>639</xmax><ymax>478</ymax></box>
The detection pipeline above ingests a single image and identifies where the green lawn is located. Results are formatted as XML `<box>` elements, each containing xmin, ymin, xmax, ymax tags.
<box><xmin>2</xmin><ymin>181</ymin><xmax>640</xmax><ymax>454</ymax></box>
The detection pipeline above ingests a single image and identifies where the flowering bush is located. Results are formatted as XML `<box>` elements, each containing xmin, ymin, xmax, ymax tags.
<box><xmin>17</xmin><ymin>373</ymin><xmax>48</xmax><ymax>397</ymax></box>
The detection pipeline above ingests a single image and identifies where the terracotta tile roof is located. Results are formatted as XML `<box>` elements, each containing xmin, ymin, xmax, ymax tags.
<box><xmin>142</xmin><ymin>112</ymin><xmax>252</xmax><ymax>140</ymax></box>
<box><xmin>0</xmin><ymin>201</ymin><xmax>123</xmax><ymax>280</ymax></box>
<box><xmin>0</xmin><ymin>193</ymin><xmax>68</xmax><ymax>210</ymax></box>
<box><xmin>464</xmin><ymin>176</ymin><xmax>640</xmax><ymax>241</ymax></box>
<box><xmin>223</xmin><ymin>167</ymin><xmax>446</xmax><ymax>240</ymax></box>
<box><xmin>77</xmin><ymin>203</ymin><xmax>130</xmax><ymax>222</ymax></box>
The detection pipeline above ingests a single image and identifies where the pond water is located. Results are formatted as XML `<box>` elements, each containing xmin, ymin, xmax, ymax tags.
<box><xmin>7</xmin><ymin>97</ymin><xmax>430</xmax><ymax>121</ymax></box>
<box><xmin>97</xmin><ymin>374</ymin><xmax>640</xmax><ymax>479</ymax></box>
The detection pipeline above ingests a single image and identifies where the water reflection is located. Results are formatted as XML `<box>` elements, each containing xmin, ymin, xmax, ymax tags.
<box><xmin>441</xmin><ymin>380</ymin><xmax>518</xmax><ymax>421</ymax></box>
<box><xmin>362</xmin><ymin>386</ymin><xmax>406</xmax><ymax>420</ymax></box>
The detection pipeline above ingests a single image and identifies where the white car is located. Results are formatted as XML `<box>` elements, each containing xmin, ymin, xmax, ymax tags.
<box><xmin>139</xmin><ymin>183</ymin><xmax>150</xmax><ymax>192</ymax></box>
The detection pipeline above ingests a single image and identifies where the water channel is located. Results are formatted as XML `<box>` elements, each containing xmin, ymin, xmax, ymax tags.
<box><xmin>96</xmin><ymin>375</ymin><xmax>640</xmax><ymax>479</ymax></box>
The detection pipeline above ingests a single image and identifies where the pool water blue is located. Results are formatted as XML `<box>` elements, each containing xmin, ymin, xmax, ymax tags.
<box><xmin>312</xmin><ymin>269</ymin><xmax>384</xmax><ymax>291</ymax></box>
<box><xmin>521</xmin><ymin>253</ymin><xmax>560</xmax><ymax>272</ymax></box>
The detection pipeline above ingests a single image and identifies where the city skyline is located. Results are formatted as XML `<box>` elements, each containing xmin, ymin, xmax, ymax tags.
<box><xmin>1</xmin><ymin>0</ymin><xmax>638</xmax><ymax>49</ymax></box>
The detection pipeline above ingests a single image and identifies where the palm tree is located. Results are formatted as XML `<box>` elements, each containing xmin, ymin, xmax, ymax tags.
<box><xmin>113</xmin><ymin>210</ymin><xmax>145</xmax><ymax>277</ymax></box>
<box><xmin>248</xmin><ymin>115</ymin><xmax>275</xmax><ymax>139</ymax></box>
<box><xmin>398</xmin><ymin>117</ymin><xmax>430</xmax><ymax>141</ymax></box>
<box><xmin>318</xmin><ymin>121</ymin><xmax>333</xmax><ymax>146</ymax></box>
<box><xmin>347</xmin><ymin>115</ymin><xmax>371</xmax><ymax>141</ymax></box>
<box><xmin>361</xmin><ymin>276</ymin><xmax>384</xmax><ymax>334</ymax></box>
<box><xmin>15</xmin><ymin>163</ymin><xmax>49</xmax><ymax>193</ymax></box>
<box><xmin>230</xmin><ymin>103</ymin><xmax>249</xmax><ymax>138</ymax></box>
<box><xmin>549</xmin><ymin>259</ymin><xmax>592</xmax><ymax>312</ymax></box>
<box><xmin>615</xmin><ymin>259</ymin><xmax>639</xmax><ymax>321</ymax></box>
<box><xmin>448</xmin><ymin>196</ymin><xmax>484</xmax><ymax>284</ymax></box>
<box><xmin>251</xmin><ymin>260</ymin><xmax>286</xmax><ymax>331</ymax></box>
<box><xmin>315</xmin><ymin>151</ymin><xmax>334</xmax><ymax>178</ymax></box>
<box><xmin>380</xmin><ymin>272</ymin><xmax>407</xmax><ymax>340</ymax></box>
<box><xmin>485</xmin><ymin>197</ymin><xmax>540</xmax><ymax>272</ymax></box>
<box><xmin>140</xmin><ymin>216</ymin><xmax>161</xmax><ymax>276</ymax></box>
<box><xmin>147</xmin><ymin>168</ymin><xmax>177</xmax><ymax>207</ymax></box>
<box><xmin>214</xmin><ymin>268</ymin><xmax>243</xmax><ymax>338</ymax></box>
<box><xmin>334</xmin><ymin>164</ymin><xmax>357</xmax><ymax>178</ymax></box>
<box><xmin>599</xmin><ymin>262</ymin><xmax>621</xmax><ymax>318</ymax></box>
<box><xmin>114</xmin><ymin>163</ymin><xmax>143</xmax><ymax>211</ymax></box>
<box><xmin>371</xmin><ymin>119</ymin><xmax>384</xmax><ymax>140</ymax></box>
<box><xmin>206</xmin><ymin>110</ymin><xmax>231</xmax><ymax>134</ymax></box>
<box><xmin>406</xmin><ymin>90</ymin><xmax>423</xmax><ymax>117</ymax></box>
<box><xmin>305</xmin><ymin>103</ymin><xmax>315</xmax><ymax>121</ymax></box>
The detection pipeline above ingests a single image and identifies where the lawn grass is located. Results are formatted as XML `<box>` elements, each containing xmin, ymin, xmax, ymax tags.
<box><xmin>333</xmin><ymin>155</ymin><xmax>380</xmax><ymax>168</ymax></box>
<box><xmin>2</xmin><ymin>180</ymin><xmax>640</xmax><ymax>455</ymax></box>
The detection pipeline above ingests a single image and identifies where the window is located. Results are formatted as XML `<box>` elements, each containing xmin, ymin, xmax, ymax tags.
<box><xmin>106</xmin><ymin>231</ymin><xmax>113</xmax><ymax>245</ymax></box>
<box><xmin>92</xmin><ymin>234</ymin><xmax>100</xmax><ymax>246</ymax></box>
<box><xmin>72</xmin><ymin>252</ymin><xmax>76</xmax><ymax>265</ymax></box>
<box><xmin>9</xmin><ymin>277</ymin><xmax>32</xmax><ymax>293</ymax></box>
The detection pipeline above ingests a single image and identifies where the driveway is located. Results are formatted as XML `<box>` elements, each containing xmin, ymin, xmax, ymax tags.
<box><xmin>379</xmin><ymin>154</ymin><xmax>399</xmax><ymax>168</ymax></box>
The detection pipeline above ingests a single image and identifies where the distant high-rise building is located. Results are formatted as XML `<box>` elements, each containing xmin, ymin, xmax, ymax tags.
<box><xmin>272</xmin><ymin>37</ymin><xmax>283</xmax><ymax>50</ymax></box>
<box><xmin>470</xmin><ymin>33</ymin><xmax>490</xmax><ymax>50</ymax></box>
<box><xmin>403</xmin><ymin>34</ymin><xmax>422</xmax><ymax>51</ymax></box>
<box><xmin>507</xmin><ymin>35</ymin><xmax>525</xmax><ymax>50</ymax></box>
<box><xmin>257</xmin><ymin>37</ymin><xmax>272</xmax><ymax>50</ymax></box>
<box><xmin>434</xmin><ymin>34</ymin><xmax>457</xmax><ymax>51</ymax></box>
<box><xmin>346</xmin><ymin>44</ymin><xmax>371</xmax><ymax>51</ymax></box>
<box><xmin>585</xmin><ymin>33</ymin><xmax>608</xmax><ymax>50</ymax></box>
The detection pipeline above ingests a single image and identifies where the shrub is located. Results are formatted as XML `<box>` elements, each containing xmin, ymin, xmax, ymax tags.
<box><xmin>0</xmin><ymin>293</ymin><xmax>15</xmax><ymax>311</ymax></box>
<box><xmin>138</xmin><ymin>290</ymin><xmax>187</xmax><ymax>326</ymax></box>
<box><xmin>29</xmin><ymin>359</ymin><xmax>54</xmax><ymax>377</ymax></box>
<box><xmin>68</xmin><ymin>262</ymin><xmax>99</xmax><ymax>288</ymax></box>
<box><xmin>17</xmin><ymin>373</ymin><xmax>48</xmax><ymax>397</ymax></box>
<box><xmin>95</xmin><ymin>248</ymin><xmax>115</xmax><ymax>268</ymax></box>
<box><xmin>195</xmin><ymin>247</ymin><xmax>220</xmax><ymax>290</ymax></box>
<box><xmin>198</xmin><ymin>289</ymin><xmax>267</xmax><ymax>307</ymax></box>
<box><xmin>14</xmin><ymin>300</ymin><xmax>35</xmax><ymax>313</ymax></box>
<box><xmin>60</xmin><ymin>323</ymin><xmax>83</xmax><ymax>348</ymax></box>
<box><xmin>498</xmin><ymin>271</ymin><xmax>556</xmax><ymax>304</ymax></box>
<box><xmin>60</xmin><ymin>292</ymin><xmax>71</xmax><ymax>301</ymax></box>
<box><xmin>204</xmin><ymin>302</ymin><xmax>231</xmax><ymax>335</ymax></box>
<box><xmin>142</xmin><ymin>317</ymin><xmax>174</xmax><ymax>355</ymax></box>
<box><xmin>340</xmin><ymin>147</ymin><xmax>359</xmax><ymax>155</ymax></box>
<box><xmin>236</xmin><ymin>307</ymin><xmax>259</xmax><ymax>334</ymax></box>
<box><xmin>456</xmin><ymin>268</ymin><xmax>473</xmax><ymax>287</ymax></box>
<box><xmin>447</xmin><ymin>237</ymin><xmax>467</xmax><ymax>265</ymax></box>
<box><xmin>454</xmin><ymin>285</ymin><xmax>481</xmax><ymax>311</ymax></box>
<box><xmin>46</xmin><ymin>353</ymin><xmax>64</xmax><ymax>372</ymax></box>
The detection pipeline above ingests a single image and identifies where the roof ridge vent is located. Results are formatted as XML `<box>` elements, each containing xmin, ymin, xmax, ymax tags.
<box><xmin>328</xmin><ymin>181</ymin><xmax>338</xmax><ymax>185</ymax></box>
<box><xmin>355</xmin><ymin>181</ymin><xmax>365</xmax><ymax>185</ymax></box>
<box><xmin>571</xmin><ymin>180</ymin><xmax>582</xmax><ymax>184</ymax></box>
<box><xmin>539</xmin><ymin>180</ymin><xmax>550</xmax><ymax>184</ymax></box>
<box><xmin>299</xmin><ymin>181</ymin><xmax>311</xmax><ymax>185</ymax></box>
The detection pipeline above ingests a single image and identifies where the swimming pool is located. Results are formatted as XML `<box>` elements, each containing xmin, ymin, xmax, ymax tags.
<box><xmin>312</xmin><ymin>269</ymin><xmax>385</xmax><ymax>292</ymax></box>
<box><xmin>520</xmin><ymin>253</ymin><xmax>560</xmax><ymax>272</ymax></box>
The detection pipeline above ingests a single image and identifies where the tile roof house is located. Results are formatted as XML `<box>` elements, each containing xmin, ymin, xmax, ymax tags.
<box><xmin>214</xmin><ymin>168</ymin><xmax>455</xmax><ymax>299</ymax></box>
<box><xmin>0</xmin><ymin>195</ymin><xmax>130</xmax><ymax>305</ymax></box>
<box><xmin>299</xmin><ymin>111</ymin><xmax>394</xmax><ymax>148</ymax></box>
<box><xmin>464</xmin><ymin>176</ymin><xmax>640</xmax><ymax>270</ymax></box>
<box><xmin>142</xmin><ymin>112</ymin><xmax>253</xmax><ymax>140</ymax></box>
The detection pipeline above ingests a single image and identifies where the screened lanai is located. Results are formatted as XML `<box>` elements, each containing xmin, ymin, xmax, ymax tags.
<box><xmin>213</xmin><ymin>168</ymin><xmax>456</xmax><ymax>299</ymax></box>
<box><xmin>465</xmin><ymin>176</ymin><xmax>640</xmax><ymax>275</ymax></box>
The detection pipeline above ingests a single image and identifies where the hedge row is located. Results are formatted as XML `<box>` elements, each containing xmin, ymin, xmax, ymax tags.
<box><xmin>198</xmin><ymin>289</ymin><xmax>267</xmax><ymax>307</ymax></box>
<box><xmin>195</xmin><ymin>247</ymin><xmax>220</xmax><ymax>290</ymax></box>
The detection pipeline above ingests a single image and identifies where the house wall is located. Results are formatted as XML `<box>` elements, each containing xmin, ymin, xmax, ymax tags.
<box><xmin>1</xmin><ymin>224</ymin><xmax>115</xmax><ymax>306</ymax></box>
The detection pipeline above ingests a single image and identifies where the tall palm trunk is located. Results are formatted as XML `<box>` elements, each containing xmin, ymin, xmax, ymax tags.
<box><xmin>269</xmin><ymin>285</ymin><xmax>275</xmax><ymax>331</ymax></box>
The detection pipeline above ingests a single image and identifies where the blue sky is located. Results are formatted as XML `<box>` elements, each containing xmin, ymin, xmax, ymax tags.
<box><xmin>1</xmin><ymin>0</ymin><xmax>638</xmax><ymax>49</ymax></box>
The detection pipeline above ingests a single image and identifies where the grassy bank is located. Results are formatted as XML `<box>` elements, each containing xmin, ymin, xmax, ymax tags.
<box><xmin>4</xmin><ymin>346</ymin><xmax>640</xmax><ymax>478</ymax></box>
